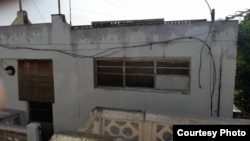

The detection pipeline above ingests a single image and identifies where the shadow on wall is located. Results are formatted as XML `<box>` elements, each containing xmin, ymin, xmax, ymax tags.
<box><xmin>0</xmin><ymin>80</ymin><xmax>6</xmax><ymax>111</ymax></box>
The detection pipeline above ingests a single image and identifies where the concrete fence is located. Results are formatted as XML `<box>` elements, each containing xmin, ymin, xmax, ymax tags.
<box><xmin>76</xmin><ymin>107</ymin><xmax>250</xmax><ymax>141</ymax></box>
<box><xmin>49</xmin><ymin>131</ymin><xmax>123</xmax><ymax>141</ymax></box>
<box><xmin>0</xmin><ymin>123</ymin><xmax>41</xmax><ymax>141</ymax></box>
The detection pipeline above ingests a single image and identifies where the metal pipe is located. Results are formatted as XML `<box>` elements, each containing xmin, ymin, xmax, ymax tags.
<box><xmin>69</xmin><ymin>0</ymin><xmax>72</xmax><ymax>25</ymax></box>
<box><xmin>19</xmin><ymin>0</ymin><xmax>22</xmax><ymax>11</ymax></box>
<box><xmin>58</xmin><ymin>0</ymin><xmax>61</xmax><ymax>14</ymax></box>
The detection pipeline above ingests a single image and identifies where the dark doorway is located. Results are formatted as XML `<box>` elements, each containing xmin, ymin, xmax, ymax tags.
<box><xmin>29</xmin><ymin>102</ymin><xmax>54</xmax><ymax>141</ymax></box>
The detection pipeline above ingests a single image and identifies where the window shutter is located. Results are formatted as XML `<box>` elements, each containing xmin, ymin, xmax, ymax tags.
<box><xmin>18</xmin><ymin>60</ymin><xmax>54</xmax><ymax>102</ymax></box>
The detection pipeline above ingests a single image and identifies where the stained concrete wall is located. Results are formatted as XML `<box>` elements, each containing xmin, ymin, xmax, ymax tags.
<box><xmin>0</xmin><ymin>122</ymin><xmax>41</xmax><ymax>141</ymax></box>
<box><xmin>0</xmin><ymin>15</ymin><xmax>238</xmax><ymax>132</ymax></box>
<box><xmin>77</xmin><ymin>107</ymin><xmax>250</xmax><ymax>141</ymax></box>
<box><xmin>0</xmin><ymin>60</ymin><xmax>26</xmax><ymax>112</ymax></box>
<box><xmin>50</xmin><ymin>131</ymin><xmax>118</xmax><ymax>141</ymax></box>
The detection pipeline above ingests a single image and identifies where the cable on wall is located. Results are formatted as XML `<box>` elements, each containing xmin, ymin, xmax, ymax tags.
<box><xmin>0</xmin><ymin>30</ymin><xmax>217</xmax><ymax>116</ymax></box>
<box><xmin>202</xmin><ymin>0</ymin><xmax>216</xmax><ymax>116</ymax></box>
<box><xmin>0</xmin><ymin>35</ymin><xmax>216</xmax><ymax>85</ymax></box>
<box><xmin>0</xmin><ymin>30</ymin><xmax>215</xmax><ymax>58</ymax></box>
<box><xmin>0</xmin><ymin>60</ymin><xmax>16</xmax><ymax>76</ymax></box>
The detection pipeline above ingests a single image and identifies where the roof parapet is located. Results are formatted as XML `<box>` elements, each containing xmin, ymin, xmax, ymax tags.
<box><xmin>71</xmin><ymin>19</ymin><xmax>207</xmax><ymax>30</ymax></box>
<box><xmin>91</xmin><ymin>18</ymin><xmax>165</xmax><ymax>28</ymax></box>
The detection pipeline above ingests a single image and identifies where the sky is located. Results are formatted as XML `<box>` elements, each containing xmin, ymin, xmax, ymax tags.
<box><xmin>0</xmin><ymin>0</ymin><xmax>249</xmax><ymax>26</ymax></box>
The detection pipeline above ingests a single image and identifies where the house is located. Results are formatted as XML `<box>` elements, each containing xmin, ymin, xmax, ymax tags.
<box><xmin>0</xmin><ymin>13</ymin><xmax>238</xmax><ymax>136</ymax></box>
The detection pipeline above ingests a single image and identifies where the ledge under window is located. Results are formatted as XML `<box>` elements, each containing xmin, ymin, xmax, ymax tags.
<box><xmin>94</xmin><ymin>86</ymin><xmax>190</xmax><ymax>95</ymax></box>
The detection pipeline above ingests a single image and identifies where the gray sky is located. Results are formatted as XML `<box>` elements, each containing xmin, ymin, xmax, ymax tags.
<box><xmin>0</xmin><ymin>0</ymin><xmax>249</xmax><ymax>26</ymax></box>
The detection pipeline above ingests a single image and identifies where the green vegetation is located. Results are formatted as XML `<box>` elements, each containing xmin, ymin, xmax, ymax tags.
<box><xmin>235</xmin><ymin>14</ymin><xmax>250</xmax><ymax>112</ymax></box>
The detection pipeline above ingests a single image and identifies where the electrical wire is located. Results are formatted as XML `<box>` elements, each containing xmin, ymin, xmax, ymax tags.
<box><xmin>199</xmin><ymin>0</ymin><xmax>213</xmax><ymax>89</ymax></box>
<box><xmin>0</xmin><ymin>36</ymin><xmax>216</xmax><ymax>79</ymax></box>
<box><xmin>0</xmin><ymin>30</ymin><xmax>216</xmax><ymax>52</ymax></box>
<box><xmin>31</xmin><ymin>0</ymin><xmax>45</xmax><ymax>22</ymax></box>
<box><xmin>1</xmin><ymin>30</ymin><xmax>215</xmax><ymax>50</ymax></box>
<box><xmin>97</xmin><ymin>48</ymin><xmax>125</xmax><ymax>57</ymax></box>
<box><xmin>72</xmin><ymin>8</ymin><xmax>124</xmax><ymax>17</ymax></box>
<box><xmin>92</xmin><ymin>37</ymin><xmax>190</xmax><ymax>57</ymax></box>
<box><xmin>0</xmin><ymin>44</ymin><xmax>92</xmax><ymax>58</ymax></box>
<box><xmin>104</xmin><ymin>0</ymin><xmax>126</xmax><ymax>10</ymax></box>
<box><xmin>0</xmin><ymin>0</ymin><xmax>218</xmax><ymax>117</ymax></box>
<box><xmin>0</xmin><ymin>36</ymin><xmax>215</xmax><ymax>60</ymax></box>
<box><xmin>198</xmin><ymin>22</ymin><xmax>213</xmax><ymax>89</ymax></box>
<box><xmin>205</xmin><ymin>0</ymin><xmax>212</xmax><ymax>14</ymax></box>
<box><xmin>203</xmin><ymin>0</ymin><xmax>216</xmax><ymax>116</ymax></box>
<box><xmin>115</xmin><ymin>0</ymin><xmax>133</xmax><ymax>10</ymax></box>
<box><xmin>0</xmin><ymin>27</ymin><xmax>217</xmax><ymax>117</ymax></box>
<box><xmin>0</xmin><ymin>60</ymin><xmax>8</xmax><ymax>70</ymax></box>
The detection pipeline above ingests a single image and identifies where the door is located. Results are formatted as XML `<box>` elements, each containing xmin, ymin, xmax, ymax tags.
<box><xmin>18</xmin><ymin>59</ymin><xmax>54</xmax><ymax>141</ymax></box>
<box><xmin>29</xmin><ymin>101</ymin><xmax>54</xmax><ymax>141</ymax></box>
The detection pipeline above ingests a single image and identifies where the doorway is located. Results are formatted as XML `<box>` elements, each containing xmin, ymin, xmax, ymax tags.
<box><xmin>29</xmin><ymin>101</ymin><xmax>54</xmax><ymax>141</ymax></box>
<box><xmin>18</xmin><ymin>59</ymin><xmax>55</xmax><ymax>141</ymax></box>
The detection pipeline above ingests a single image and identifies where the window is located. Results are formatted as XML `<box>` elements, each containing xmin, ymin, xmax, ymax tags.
<box><xmin>95</xmin><ymin>58</ymin><xmax>190</xmax><ymax>91</ymax></box>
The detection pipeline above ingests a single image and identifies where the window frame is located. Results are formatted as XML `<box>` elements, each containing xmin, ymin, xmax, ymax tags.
<box><xmin>94</xmin><ymin>57</ymin><xmax>191</xmax><ymax>93</ymax></box>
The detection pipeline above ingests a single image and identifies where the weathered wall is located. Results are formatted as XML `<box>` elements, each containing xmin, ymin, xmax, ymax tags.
<box><xmin>49</xmin><ymin>131</ymin><xmax>118</xmax><ymax>141</ymax></box>
<box><xmin>0</xmin><ymin>122</ymin><xmax>41</xmax><ymax>141</ymax></box>
<box><xmin>0</xmin><ymin>60</ymin><xmax>27</xmax><ymax>112</ymax></box>
<box><xmin>0</xmin><ymin>15</ymin><xmax>238</xmax><ymax>132</ymax></box>
<box><xmin>77</xmin><ymin>107</ymin><xmax>250</xmax><ymax>141</ymax></box>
